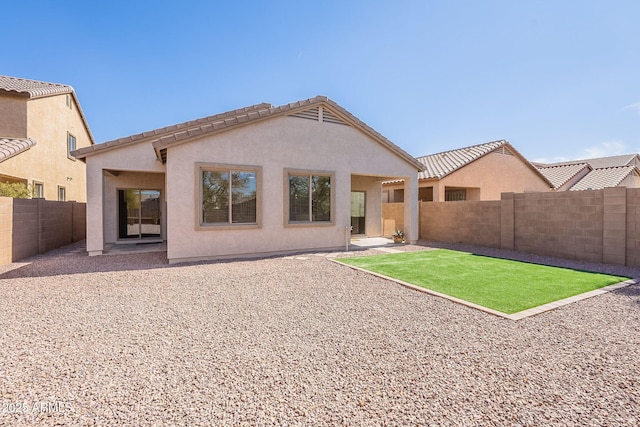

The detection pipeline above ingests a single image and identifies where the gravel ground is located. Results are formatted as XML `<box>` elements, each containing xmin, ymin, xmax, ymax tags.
<box><xmin>0</xmin><ymin>241</ymin><xmax>639</xmax><ymax>426</ymax></box>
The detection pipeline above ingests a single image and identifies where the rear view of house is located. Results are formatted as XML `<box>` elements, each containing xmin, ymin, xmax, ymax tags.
<box><xmin>73</xmin><ymin>96</ymin><xmax>424</xmax><ymax>263</ymax></box>
<box><xmin>0</xmin><ymin>75</ymin><xmax>94</xmax><ymax>201</ymax></box>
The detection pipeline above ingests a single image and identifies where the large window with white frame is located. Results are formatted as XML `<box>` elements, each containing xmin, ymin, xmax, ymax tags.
<box><xmin>286</xmin><ymin>170</ymin><xmax>333</xmax><ymax>225</ymax></box>
<box><xmin>199</xmin><ymin>164</ymin><xmax>261</xmax><ymax>228</ymax></box>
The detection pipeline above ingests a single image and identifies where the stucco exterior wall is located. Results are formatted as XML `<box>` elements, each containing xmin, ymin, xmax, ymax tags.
<box><xmin>85</xmin><ymin>141</ymin><xmax>166</xmax><ymax>255</ymax></box>
<box><xmin>383</xmin><ymin>151</ymin><xmax>551</xmax><ymax>202</ymax></box>
<box><xmin>620</xmin><ymin>172</ymin><xmax>640</xmax><ymax>188</ymax></box>
<box><xmin>434</xmin><ymin>151</ymin><xmax>551</xmax><ymax>201</ymax></box>
<box><xmin>0</xmin><ymin>94</ymin><xmax>92</xmax><ymax>201</ymax></box>
<box><xmin>164</xmin><ymin>115</ymin><xmax>418</xmax><ymax>262</ymax></box>
<box><xmin>0</xmin><ymin>95</ymin><xmax>27</xmax><ymax>138</ymax></box>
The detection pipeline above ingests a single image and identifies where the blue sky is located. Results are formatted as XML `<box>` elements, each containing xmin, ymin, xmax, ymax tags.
<box><xmin>4</xmin><ymin>0</ymin><xmax>639</xmax><ymax>162</ymax></box>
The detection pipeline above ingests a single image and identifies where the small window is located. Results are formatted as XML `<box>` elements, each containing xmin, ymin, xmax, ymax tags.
<box><xmin>200</xmin><ymin>165</ymin><xmax>260</xmax><ymax>227</ymax></box>
<box><xmin>445</xmin><ymin>189</ymin><xmax>466</xmax><ymax>201</ymax></box>
<box><xmin>287</xmin><ymin>172</ymin><xmax>332</xmax><ymax>224</ymax></box>
<box><xmin>66</xmin><ymin>94</ymin><xmax>72</xmax><ymax>109</ymax></box>
<box><xmin>67</xmin><ymin>133</ymin><xmax>76</xmax><ymax>159</ymax></box>
<box><xmin>33</xmin><ymin>182</ymin><xmax>44</xmax><ymax>198</ymax></box>
<box><xmin>58</xmin><ymin>186</ymin><xmax>66</xmax><ymax>202</ymax></box>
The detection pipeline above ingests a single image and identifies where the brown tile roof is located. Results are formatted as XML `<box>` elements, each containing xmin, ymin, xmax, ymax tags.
<box><xmin>536</xmin><ymin>163</ymin><xmax>591</xmax><ymax>189</ymax></box>
<box><xmin>0</xmin><ymin>138</ymin><xmax>37</xmax><ymax>163</ymax></box>
<box><xmin>414</xmin><ymin>140</ymin><xmax>552</xmax><ymax>188</ymax></box>
<box><xmin>569</xmin><ymin>165</ymin><xmax>639</xmax><ymax>191</ymax></box>
<box><xmin>73</xmin><ymin>96</ymin><xmax>425</xmax><ymax>171</ymax></box>
<box><xmin>538</xmin><ymin>154</ymin><xmax>640</xmax><ymax>169</ymax></box>
<box><xmin>0</xmin><ymin>75</ymin><xmax>73</xmax><ymax>98</ymax></box>
<box><xmin>0</xmin><ymin>75</ymin><xmax>95</xmax><ymax>145</ymax></box>
<box><xmin>416</xmin><ymin>140</ymin><xmax>509</xmax><ymax>179</ymax></box>
<box><xmin>73</xmin><ymin>102</ymin><xmax>272</xmax><ymax>158</ymax></box>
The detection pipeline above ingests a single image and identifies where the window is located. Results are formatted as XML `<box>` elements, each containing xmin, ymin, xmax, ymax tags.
<box><xmin>67</xmin><ymin>133</ymin><xmax>76</xmax><ymax>159</ymax></box>
<box><xmin>58</xmin><ymin>186</ymin><xmax>66</xmax><ymax>201</ymax></box>
<box><xmin>65</xmin><ymin>94</ymin><xmax>72</xmax><ymax>109</ymax></box>
<box><xmin>199</xmin><ymin>165</ymin><xmax>260</xmax><ymax>227</ymax></box>
<box><xmin>287</xmin><ymin>171</ymin><xmax>332</xmax><ymax>224</ymax></box>
<box><xmin>33</xmin><ymin>182</ymin><xmax>43</xmax><ymax>198</ymax></box>
<box><xmin>445</xmin><ymin>189</ymin><xmax>466</xmax><ymax>201</ymax></box>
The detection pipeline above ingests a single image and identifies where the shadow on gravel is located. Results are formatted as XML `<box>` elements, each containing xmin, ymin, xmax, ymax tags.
<box><xmin>0</xmin><ymin>242</ymin><xmax>171</xmax><ymax>280</ymax></box>
<box><xmin>613</xmin><ymin>284</ymin><xmax>640</xmax><ymax>306</ymax></box>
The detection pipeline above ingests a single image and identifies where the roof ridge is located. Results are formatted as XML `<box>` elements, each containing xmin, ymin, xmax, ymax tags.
<box><xmin>415</xmin><ymin>139</ymin><xmax>507</xmax><ymax>160</ymax></box>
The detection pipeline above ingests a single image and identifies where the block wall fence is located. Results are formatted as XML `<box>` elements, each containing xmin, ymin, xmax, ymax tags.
<box><xmin>382</xmin><ymin>187</ymin><xmax>640</xmax><ymax>267</ymax></box>
<box><xmin>0</xmin><ymin>197</ymin><xmax>86</xmax><ymax>266</ymax></box>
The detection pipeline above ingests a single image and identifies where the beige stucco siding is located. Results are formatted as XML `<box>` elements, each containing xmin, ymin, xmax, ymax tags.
<box><xmin>0</xmin><ymin>95</ymin><xmax>27</xmax><ymax>138</ymax></box>
<box><xmin>436</xmin><ymin>151</ymin><xmax>551</xmax><ymax>200</ymax></box>
<box><xmin>165</xmin><ymin>116</ymin><xmax>417</xmax><ymax>261</ymax></box>
<box><xmin>84</xmin><ymin>142</ymin><xmax>166</xmax><ymax>254</ymax></box>
<box><xmin>0</xmin><ymin>94</ymin><xmax>92</xmax><ymax>201</ymax></box>
<box><xmin>620</xmin><ymin>172</ymin><xmax>640</xmax><ymax>188</ymax></box>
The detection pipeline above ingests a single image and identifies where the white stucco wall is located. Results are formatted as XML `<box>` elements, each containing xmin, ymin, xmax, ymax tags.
<box><xmin>165</xmin><ymin>115</ymin><xmax>417</xmax><ymax>262</ymax></box>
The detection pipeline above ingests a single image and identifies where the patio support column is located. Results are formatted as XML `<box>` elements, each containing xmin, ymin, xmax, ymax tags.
<box><xmin>85</xmin><ymin>167</ymin><xmax>105</xmax><ymax>256</ymax></box>
<box><xmin>403</xmin><ymin>176</ymin><xmax>419</xmax><ymax>244</ymax></box>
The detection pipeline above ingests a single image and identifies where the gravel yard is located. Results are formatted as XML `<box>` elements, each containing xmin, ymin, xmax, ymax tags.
<box><xmin>0</xmin><ymin>242</ymin><xmax>639</xmax><ymax>426</ymax></box>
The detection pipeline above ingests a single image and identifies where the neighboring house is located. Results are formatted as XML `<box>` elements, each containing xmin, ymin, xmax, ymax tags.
<box><xmin>535</xmin><ymin>154</ymin><xmax>640</xmax><ymax>191</ymax></box>
<box><xmin>383</xmin><ymin>140</ymin><xmax>552</xmax><ymax>202</ymax></box>
<box><xmin>0</xmin><ymin>75</ymin><xmax>94</xmax><ymax>201</ymax></box>
<box><xmin>72</xmin><ymin>96</ymin><xmax>424</xmax><ymax>263</ymax></box>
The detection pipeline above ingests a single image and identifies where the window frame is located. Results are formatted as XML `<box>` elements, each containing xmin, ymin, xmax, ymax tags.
<box><xmin>284</xmin><ymin>168</ymin><xmax>335</xmax><ymax>228</ymax></box>
<box><xmin>195</xmin><ymin>162</ymin><xmax>262</xmax><ymax>231</ymax></box>
<box><xmin>58</xmin><ymin>186</ymin><xmax>66</xmax><ymax>202</ymax></box>
<box><xmin>67</xmin><ymin>132</ymin><xmax>77</xmax><ymax>160</ymax></box>
<box><xmin>33</xmin><ymin>181</ymin><xmax>44</xmax><ymax>198</ymax></box>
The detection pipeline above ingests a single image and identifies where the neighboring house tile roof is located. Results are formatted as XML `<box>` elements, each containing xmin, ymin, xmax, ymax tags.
<box><xmin>0</xmin><ymin>75</ymin><xmax>73</xmax><ymax>98</ymax></box>
<box><xmin>413</xmin><ymin>140</ymin><xmax>552</xmax><ymax>187</ymax></box>
<box><xmin>0</xmin><ymin>138</ymin><xmax>37</xmax><ymax>163</ymax></box>
<box><xmin>569</xmin><ymin>165</ymin><xmax>639</xmax><ymax>191</ymax></box>
<box><xmin>536</xmin><ymin>163</ymin><xmax>591</xmax><ymax>189</ymax></box>
<box><xmin>73</xmin><ymin>96</ymin><xmax>425</xmax><ymax>171</ymax></box>
<box><xmin>416</xmin><ymin>140</ymin><xmax>508</xmax><ymax>179</ymax></box>
<box><xmin>537</xmin><ymin>154</ymin><xmax>640</xmax><ymax>169</ymax></box>
<box><xmin>0</xmin><ymin>75</ymin><xmax>95</xmax><ymax>145</ymax></box>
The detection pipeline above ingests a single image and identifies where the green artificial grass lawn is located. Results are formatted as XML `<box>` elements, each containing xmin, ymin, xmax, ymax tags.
<box><xmin>338</xmin><ymin>249</ymin><xmax>630</xmax><ymax>314</ymax></box>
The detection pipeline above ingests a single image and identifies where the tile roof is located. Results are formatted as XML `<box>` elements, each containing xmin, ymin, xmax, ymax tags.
<box><xmin>569</xmin><ymin>165</ymin><xmax>638</xmax><ymax>191</ymax></box>
<box><xmin>539</xmin><ymin>154</ymin><xmax>639</xmax><ymax>169</ymax></box>
<box><xmin>536</xmin><ymin>163</ymin><xmax>591</xmax><ymax>189</ymax></box>
<box><xmin>0</xmin><ymin>75</ymin><xmax>73</xmax><ymax>98</ymax></box>
<box><xmin>73</xmin><ymin>102</ymin><xmax>272</xmax><ymax>157</ymax></box>
<box><xmin>73</xmin><ymin>96</ymin><xmax>425</xmax><ymax>171</ymax></box>
<box><xmin>416</xmin><ymin>140</ymin><xmax>509</xmax><ymax>179</ymax></box>
<box><xmin>0</xmin><ymin>75</ymin><xmax>95</xmax><ymax>145</ymax></box>
<box><xmin>0</xmin><ymin>138</ymin><xmax>37</xmax><ymax>163</ymax></box>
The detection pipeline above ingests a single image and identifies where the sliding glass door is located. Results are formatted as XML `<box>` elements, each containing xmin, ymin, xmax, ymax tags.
<box><xmin>118</xmin><ymin>189</ymin><xmax>161</xmax><ymax>240</ymax></box>
<box><xmin>350</xmin><ymin>191</ymin><xmax>366</xmax><ymax>235</ymax></box>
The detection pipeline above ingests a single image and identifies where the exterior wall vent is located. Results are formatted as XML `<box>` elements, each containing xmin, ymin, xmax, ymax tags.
<box><xmin>496</xmin><ymin>146</ymin><xmax>514</xmax><ymax>156</ymax></box>
<box><xmin>289</xmin><ymin>106</ymin><xmax>348</xmax><ymax>126</ymax></box>
<box><xmin>290</xmin><ymin>106</ymin><xmax>320</xmax><ymax>121</ymax></box>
